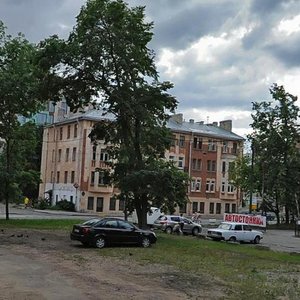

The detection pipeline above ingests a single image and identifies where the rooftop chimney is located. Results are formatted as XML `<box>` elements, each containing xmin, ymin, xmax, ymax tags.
<box><xmin>189</xmin><ymin>119</ymin><xmax>194</xmax><ymax>123</ymax></box>
<box><xmin>170</xmin><ymin>113</ymin><xmax>183</xmax><ymax>124</ymax></box>
<box><xmin>219</xmin><ymin>120</ymin><xmax>232</xmax><ymax>132</ymax></box>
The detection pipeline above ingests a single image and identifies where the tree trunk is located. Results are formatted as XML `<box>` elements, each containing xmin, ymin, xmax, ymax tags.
<box><xmin>135</xmin><ymin>194</ymin><xmax>148</xmax><ymax>229</ymax></box>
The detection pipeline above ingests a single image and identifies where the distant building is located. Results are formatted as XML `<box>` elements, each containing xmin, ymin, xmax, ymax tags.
<box><xmin>39</xmin><ymin>110</ymin><xmax>244</xmax><ymax>217</ymax></box>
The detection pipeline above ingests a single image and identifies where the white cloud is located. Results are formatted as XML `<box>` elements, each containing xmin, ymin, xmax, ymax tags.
<box><xmin>278</xmin><ymin>15</ymin><xmax>300</xmax><ymax>35</ymax></box>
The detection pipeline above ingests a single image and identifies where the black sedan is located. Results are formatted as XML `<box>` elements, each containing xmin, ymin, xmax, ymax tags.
<box><xmin>70</xmin><ymin>217</ymin><xmax>157</xmax><ymax>248</ymax></box>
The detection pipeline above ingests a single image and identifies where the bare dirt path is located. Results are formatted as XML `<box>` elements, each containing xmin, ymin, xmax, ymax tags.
<box><xmin>0</xmin><ymin>229</ymin><xmax>224</xmax><ymax>300</ymax></box>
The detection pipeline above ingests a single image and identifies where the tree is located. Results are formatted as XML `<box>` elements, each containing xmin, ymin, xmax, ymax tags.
<box><xmin>39</xmin><ymin>0</ymin><xmax>188</xmax><ymax>227</ymax></box>
<box><xmin>0</xmin><ymin>21</ymin><xmax>46</xmax><ymax>219</ymax></box>
<box><xmin>249</xmin><ymin>84</ymin><xmax>300</xmax><ymax>223</ymax></box>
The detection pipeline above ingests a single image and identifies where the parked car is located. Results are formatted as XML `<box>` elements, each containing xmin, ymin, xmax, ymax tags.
<box><xmin>70</xmin><ymin>217</ymin><xmax>157</xmax><ymax>248</ymax></box>
<box><xmin>153</xmin><ymin>215</ymin><xmax>202</xmax><ymax>236</ymax></box>
<box><xmin>207</xmin><ymin>222</ymin><xmax>263</xmax><ymax>243</ymax></box>
<box><xmin>127</xmin><ymin>207</ymin><xmax>163</xmax><ymax>226</ymax></box>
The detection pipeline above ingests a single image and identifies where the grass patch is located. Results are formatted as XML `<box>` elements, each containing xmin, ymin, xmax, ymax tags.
<box><xmin>99</xmin><ymin>233</ymin><xmax>300</xmax><ymax>299</ymax></box>
<box><xmin>0</xmin><ymin>219</ymin><xmax>82</xmax><ymax>230</ymax></box>
<box><xmin>1</xmin><ymin>220</ymin><xmax>299</xmax><ymax>298</ymax></box>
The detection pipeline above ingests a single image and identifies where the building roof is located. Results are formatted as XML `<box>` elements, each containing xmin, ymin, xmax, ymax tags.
<box><xmin>48</xmin><ymin>109</ymin><xmax>244</xmax><ymax>140</ymax></box>
<box><xmin>167</xmin><ymin>118</ymin><xmax>244</xmax><ymax>141</ymax></box>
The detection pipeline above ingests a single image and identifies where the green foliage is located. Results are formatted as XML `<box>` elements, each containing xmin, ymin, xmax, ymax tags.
<box><xmin>249</xmin><ymin>84</ymin><xmax>300</xmax><ymax>221</ymax></box>
<box><xmin>53</xmin><ymin>200</ymin><xmax>75</xmax><ymax>212</ymax></box>
<box><xmin>0</xmin><ymin>21</ymin><xmax>48</xmax><ymax>219</ymax></box>
<box><xmin>39</xmin><ymin>0</ymin><xmax>186</xmax><ymax>228</ymax></box>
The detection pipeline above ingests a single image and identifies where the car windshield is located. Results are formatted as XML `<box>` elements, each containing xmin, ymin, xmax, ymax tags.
<box><xmin>218</xmin><ymin>223</ymin><xmax>232</xmax><ymax>230</ymax></box>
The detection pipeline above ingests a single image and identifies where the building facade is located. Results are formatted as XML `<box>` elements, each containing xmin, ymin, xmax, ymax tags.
<box><xmin>39</xmin><ymin>110</ymin><xmax>244</xmax><ymax>217</ymax></box>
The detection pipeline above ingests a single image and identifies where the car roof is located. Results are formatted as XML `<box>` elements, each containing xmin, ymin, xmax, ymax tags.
<box><xmin>221</xmin><ymin>222</ymin><xmax>251</xmax><ymax>226</ymax></box>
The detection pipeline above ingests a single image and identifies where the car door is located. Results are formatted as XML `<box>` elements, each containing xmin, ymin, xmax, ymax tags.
<box><xmin>242</xmin><ymin>224</ymin><xmax>254</xmax><ymax>242</ymax></box>
<box><xmin>233</xmin><ymin>224</ymin><xmax>244</xmax><ymax>241</ymax></box>
<box><xmin>116</xmin><ymin>220</ymin><xmax>139</xmax><ymax>244</ymax></box>
<box><xmin>181</xmin><ymin>218</ymin><xmax>193</xmax><ymax>234</ymax></box>
<box><xmin>94</xmin><ymin>219</ymin><xmax>120</xmax><ymax>244</ymax></box>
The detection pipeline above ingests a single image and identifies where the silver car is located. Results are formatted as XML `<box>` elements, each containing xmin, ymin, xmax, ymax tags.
<box><xmin>153</xmin><ymin>215</ymin><xmax>202</xmax><ymax>236</ymax></box>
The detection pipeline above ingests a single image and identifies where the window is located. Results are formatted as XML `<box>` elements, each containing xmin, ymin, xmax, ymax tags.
<box><xmin>72</xmin><ymin>147</ymin><xmax>77</xmax><ymax>161</ymax></box>
<box><xmin>56</xmin><ymin>171</ymin><xmax>60</xmax><ymax>183</ymax></box>
<box><xmin>225</xmin><ymin>203</ymin><xmax>230</xmax><ymax>213</ymax></box>
<box><xmin>170</xmin><ymin>134</ymin><xmax>176</xmax><ymax>147</ymax></box>
<box><xmin>222</xmin><ymin>141</ymin><xmax>228</xmax><ymax>153</ymax></box>
<box><xmin>74</xmin><ymin>123</ymin><xmax>78</xmax><ymax>138</ymax></box>
<box><xmin>58</xmin><ymin>149</ymin><xmax>62</xmax><ymax>162</ymax></box>
<box><xmin>92</xmin><ymin>145</ymin><xmax>97</xmax><ymax>161</ymax></box>
<box><xmin>70</xmin><ymin>196</ymin><xmax>73</xmax><ymax>203</ymax></box>
<box><xmin>199</xmin><ymin>202</ymin><xmax>205</xmax><ymax>214</ymax></box>
<box><xmin>222</xmin><ymin>161</ymin><xmax>226</xmax><ymax>173</ymax></box>
<box><xmin>192</xmin><ymin>202</ymin><xmax>198</xmax><ymax>213</ymax></box>
<box><xmin>192</xmin><ymin>159</ymin><xmax>201</xmax><ymax>170</ymax></box>
<box><xmin>65</xmin><ymin>148</ymin><xmax>69</xmax><ymax>162</ymax></box>
<box><xmin>67</xmin><ymin>125</ymin><xmax>71</xmax><ymax>139</ymax></box>
<box><xmin>87</xmin><ymin>197</ymin><xmax>94</xmax><ymax>210</ymax></box>
<box><xmin>71</xmin><ymin>171</ymin><xmax>75</xmax><ymax>183</ymax></box>
<box><xmin>208</xmin><ymin>140</ymin><xmax>216</xmax><ymax>151</ymax></box>
<box><xmin>178</xmin><ymin>156</ymin><xmax>184</xmax><ymax>169</ymax></box>
<box><xmin>98</xmin><ymin>172</ymin><xmax>105</xmax><ymax>185</ymax></box>
<box><xmin>109</xmin><ymin>197</ymin><xmax>116</xmax><ymax>210</ymax></box>
<box><xmin>191</xmin><ymin>179</ymin><xmax>196</xmax><ymax>191</ymax></box>
<box><xmin>179</xmin><ymin>135</ymin><xmax>185</xmax><ymax>148</ymax></box>
<box><xmin>232</xmin><ymin>203</ymin><xmax>237</xmax><ymax>213</ymax></box>
<box><xmin>100</xmin><ymin>152</ymin><xmax>109</xmax><ymax>161</ymax></box>
<box><xmin>59</xmin><ymin>127</ymin><xmax>63</xmax><ymax>140</ymax></box>
<box><xmin>96</xmin><ymin>197</ymin><xmax>104</xmax><ymax>212</ymax></box>
<box><xmin>64</xmin><ymin>171</ymin><xmax>68</xmax><ymax>184</ymax></box>
<box><xmin>207</xmin><ymin>160</ymin><xmax>216</xmax><ymax>172</ymax></box>
<box><xmin>195</xmin><ymin>179</ymin><xmax>201</xmax><ymax>191</ymax></box>
<box><xmin>227</xmin><ymin>183</ymin><xmax>235</xmax><ymax>193</ymax></box>
<box><xmin>206</xmin><ymin>179</ymin><xmax>215</xmax><ymax>192</ymax></box>
<box><xmin>193</xmin><ymin>137</ymin><xmax>202</xmax><ymax>149</ymax></box>
<box><xmin>235</xmin><ymin>225</ymin><xmax>242</xmax><ymax>231</ymax></box>
<box><xmin>169</xmin><ymin>155</ymin><xmax>175</xmax><ymax>162</ymax></box>
<box><xmin>232</xmin><ymin>142</ymin><xmax>238</xmax><ymax>154</ymax></box>
<box><xmin>209</xmin><ymin>203</ymin><xmax>214</xmax><ymax>214</ymax></box>
<box><xmin>216</xmin><ymin>203</ymin><xmax>221</xmax><ymax>214</ymax></box>
<box><xmin>221</xmin><ymin>181</ymin><xmax>225</xmax><ymax>193</ymax></box>
<box><xmin>90</xmin><ymin>171</ymin><xmax>95</xmax><ymax>186</ymax></box>
<box><xmin>119</xmin><ymin>199</ymin><xmax>125</xmax><ymax>211</ymax></box>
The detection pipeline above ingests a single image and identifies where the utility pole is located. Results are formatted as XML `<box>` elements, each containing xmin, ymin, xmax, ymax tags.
<box><xmin>249</xmin><ymin>142</ymin><xmax>255</xmax><ymax>214</ymax></box>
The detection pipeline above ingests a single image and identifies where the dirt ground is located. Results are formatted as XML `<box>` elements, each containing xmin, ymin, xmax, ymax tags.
<box><xmin>0</xmin><ymin>228</ymin><xmax>225</xmax><ymax>300</ymax></box>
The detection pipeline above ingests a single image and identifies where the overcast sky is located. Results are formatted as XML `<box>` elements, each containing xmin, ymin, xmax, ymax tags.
<box><xmin>1</xmin><ymin>0</ymin><xmax>300</xmax><ymax>137</ymax></box>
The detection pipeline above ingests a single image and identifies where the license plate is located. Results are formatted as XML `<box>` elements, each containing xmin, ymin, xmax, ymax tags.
<box><xmin>74</xmin><ymin>229</ymin><xmax>79</xmax><ymax>233</ymax></box>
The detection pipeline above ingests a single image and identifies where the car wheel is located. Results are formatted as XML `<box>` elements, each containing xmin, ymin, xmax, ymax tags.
<box><xmin>228</xmin><ymin>236</ymin><xmax>236</xmax><ymax>242</ymax></box>
<box><xmin>254</xmin><ymin>236</ymin><xmax>261</xmax><ymax>244</ymax></box>
<box><xmin>94</xmin><ymin>236</ymin><xmax>106</xmax><ymax>249</ymax></box>
<box><xmin>192</xmin><ymin>227</ymin><xmax>199</xmax><ymax>236</ymax></box>
<box><xmin>141</xmin><ymin>236</ymin><xmax>151</xmax><ymax>248</ymax></box>
<box><xmin>165</xmin><ymin>226</ymin><xmax>173</xmax><ymax>234</ymax></box>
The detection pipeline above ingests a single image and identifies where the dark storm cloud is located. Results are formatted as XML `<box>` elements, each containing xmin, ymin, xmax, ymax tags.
<box><xmin>250</xmin><ymin>0</ymin><xmax>286</xmax><ymax>16</ymax></box>
<box><xmin>0</xmin><ymin>0</ymin><xmax>84</xmax><ymax>42</ymax></box>
<box><xmin>266</xmin><ymin>33</ymin><xmax>300</xmax><ymax>68</ymax></box>
<box><xmin>150</xmin><ymin>2</ymin><xmax>240</xmax><ymax>50</ymax></box>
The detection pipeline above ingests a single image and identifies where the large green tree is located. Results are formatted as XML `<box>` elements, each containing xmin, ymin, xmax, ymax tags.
<box><xmin>0</xmin><ymin>21</ymin><xmax>47</xmax><ymax>219</ymax></box>
<box><xmin>249</xmin><ymin>84</ymin><xmax>300</xmax><ymax>223</ymax></box>
<box><xmin>39</xmin><ymin>0</ymin><xmax>188</xmax><ymax>228</ymax></box>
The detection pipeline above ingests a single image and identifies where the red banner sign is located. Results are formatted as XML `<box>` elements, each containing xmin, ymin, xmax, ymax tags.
<box><xmin>224</xmin><ymin>213</ymin><xmax>266</xmax><ymax>227</ymax></box>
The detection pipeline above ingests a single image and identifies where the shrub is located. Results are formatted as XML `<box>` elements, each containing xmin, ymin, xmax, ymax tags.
<box><xmin>55</xmin><ymin>200</ymin><xmax>75</xmax><ymax>212</ymax></box>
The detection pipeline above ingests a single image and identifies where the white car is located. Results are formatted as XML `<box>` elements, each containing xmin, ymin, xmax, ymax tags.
<box><xmin>207</xmin><ymin>222</ymin><xmax>263</xmax><ymax>244</ymax></box>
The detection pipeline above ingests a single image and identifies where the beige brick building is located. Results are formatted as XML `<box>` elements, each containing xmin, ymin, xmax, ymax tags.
<box><xmin>39</xmin><ymin>110</ymin><xmax>244</xmax><ymax>217</ymax></box>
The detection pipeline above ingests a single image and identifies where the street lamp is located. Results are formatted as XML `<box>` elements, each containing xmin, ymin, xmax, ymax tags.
<box><xmin>249</xmin><ymin>141</ymin><xmax>255</xmax><ymax>214</ymax></box>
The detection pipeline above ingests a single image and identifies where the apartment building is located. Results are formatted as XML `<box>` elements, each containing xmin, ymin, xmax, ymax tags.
<box><xmin>39</xmin><ymin>110</ymin><xmax>244</xmax><ymax>217</ymax></box>
<box><xmin>167</xmin><ymin>114</ymin><xmax>244</xmax><ymax>216</ymax></box>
